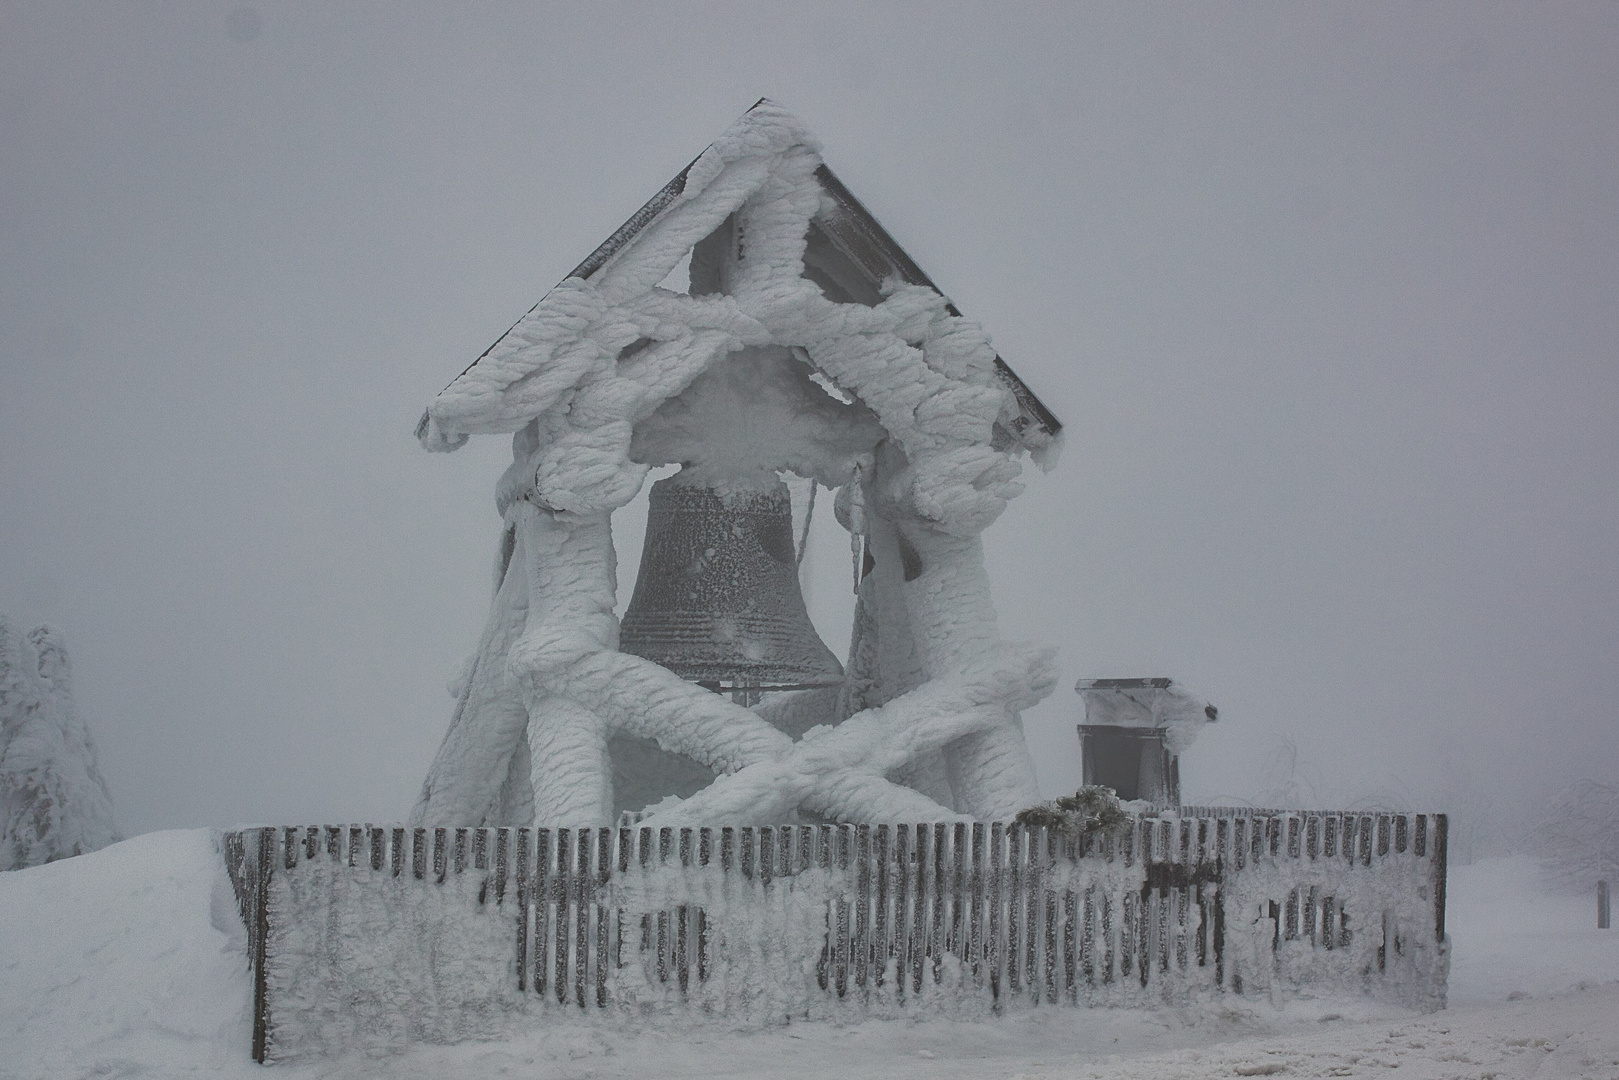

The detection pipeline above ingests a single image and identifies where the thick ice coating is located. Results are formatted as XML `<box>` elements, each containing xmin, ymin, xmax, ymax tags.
<box><xmin>411</xmin><ymin>101</ymin><xmax>1058</xmax><ymax>828</ymax></box>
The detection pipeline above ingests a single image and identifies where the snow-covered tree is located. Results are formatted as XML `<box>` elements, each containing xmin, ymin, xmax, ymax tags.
<box><xmin>0</xmin><ymin>617</ymin><xmax>121</xmax><ymax>870</ymax></box>
<box><xmin>1531</xmin><ymin>778</ymin><xmax>1619</xmax><ymax>891</ymax></box>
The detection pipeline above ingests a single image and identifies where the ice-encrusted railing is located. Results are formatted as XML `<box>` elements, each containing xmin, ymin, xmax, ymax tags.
<box><xmin>223</xmin><ymin>811</ymin><xmax>1448</xmax><ymax>1063</ymax></box>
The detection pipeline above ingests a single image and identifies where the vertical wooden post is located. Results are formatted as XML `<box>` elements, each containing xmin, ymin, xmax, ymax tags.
<box><xmin>1599</xmin><ymin>881</ymin><xmax>1611</xmax><ymax>929</ymax></box>
<box><xmin>1045</xmin><ymin>825</ymin><xmax>1061</xmax><ymax>1002</ymax></box>
<box><xmin>1062</xmin><ymin>835</ymin><xmax>1075</xmax><ymax>1003</ymax></box>
<box><xmin>1141</xmin><ymin>819</ymin><xmax>1156</xmax><ymax>987</ymax></box>
<box><xmin>697</xmin><ymin>827</ymin><xmax>712</xmax><ymax>985</ymax></box>
<box><xmin>250</xmin><ymin>827</ymin><xmax>274</xmax><ymax>1064</ymax></box>
<box><xmin>987</xmin><ymin>821</ymin><xmax>1004</xmax><ymax>1002</ymax></box>
<box><xmin>911</xmin><ymin>823</ymin><xmax>929</xmax><ymax>994</ymax></box>
<box><xmin>1156</xmin><ymin>824</ymin><xmax>1170</xmax><ymax>979</ymax></box>
<box><xmin>534</xmin><ymin>829</ymin><xmax>550</xmax><ymax>998</ymax></box>
<box><xmin>494</xmin><ymin>829</ymin><xmax>509</xmax><ymax>904</ymax></box>
<box><xmin>931</xmin><ymin>823</ymin><xmax>947</xmax><ymax>987</ymax></box>
<box><xmin>719</xmin><ymin>826</ymin><xmax>735</xmax><ymax>990</ymax></box>
<box><xmin>515</xmin><ymin>827</ymin><xmax>530</xmax><ymax>993</ymax></box>
<box><xmin>1026</xmin><ymin>825</ymin><xmax>1044</xmax><ymax>1004</ymax></box>
<box><xmin>655</xmin><ymin>828</ymin><xmax>672</xmax><ymax>989</ymax></box>
<box><xmin>1071</xmin><ymin>842</ymin><xmax>1086</xmax><ymax>999</ymax></box>
<box><xmin>676</xmin><ymin>828</ymin><xmax>692</xmax><ymax>996</ymax></box>
<box><xmin>855</xmin><ymin>824</ymin><xmax>872</xmax><ymax>992</ymax></box>
<box><xmin>1006</xmin><ymin>822</ymin><xmax>1022</xmax><ymax>994</ymax></box>
<box><xmin>555</xmin><ymin>829</ymin><xmax>571</xmax><ymax>1003</ymax></box>
<box><xmin>945</xmin><ymin>822</ymin><xmax>958</xmax><ymax>965</ymax></box>
<box><xmin>893</xmin><ymin>824</ymin><xmax>911</xmax><ymax>998</ymax></box>
<box><xmin>969</xmin><ymin>822</ymin><xmax>985</xmax><ymax>989</ymax></box>
<box><xmin>874</xmin><ymin>825</ymin><xmax>891</xmax><ymax>988</ymax></box>
<box><xmin>596</xmin><ymin>828</ymin><xmax>611</xmax><ymax>1007</ymax></box>
<box><xmin>574</xmin><ymin>827</ymin><xmax>590</xmax><ymax>1008</ymax></box>
<box><xmin>836</xmin><ymin>824</ymin><xmax>852</xmax><ymax>997</ymax></box>
<box><xmin>1432</xmin><ymin>814</ymin><xmax>1448</xmax><ymax>943</ymax></box>
<box><xmin>1212</xmin><ymin>817</ymin><xmax>1227</xmax><ymax>987</ymax></box>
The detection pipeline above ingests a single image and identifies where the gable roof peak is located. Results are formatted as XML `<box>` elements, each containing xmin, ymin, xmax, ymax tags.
<box><xmin>418</xmin><ymin>101</ymin><xmax>1060</xmax><ymax>470</ymax></box>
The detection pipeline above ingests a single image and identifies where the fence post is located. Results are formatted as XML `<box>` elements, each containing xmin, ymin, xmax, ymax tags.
<box><xmin>251</xmin><ymin>826</ymin><xmax>274</xmax><ymax>1064</ymax></box>
<box><xmin>1432</xmin><ymin>814</ymin><xmax>1448</xmax><ymax>943</ymax></box>
<box><xmin>1600</xmin><ymin>880</ymin><xmax>1611</xmax><ymax>930</ymax></box>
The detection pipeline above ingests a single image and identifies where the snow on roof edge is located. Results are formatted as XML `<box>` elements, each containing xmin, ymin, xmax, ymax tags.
<box><xmin>417</xmin><ymin>99</ymin><xmax>1063</xmax><ymax>459</ymax></box>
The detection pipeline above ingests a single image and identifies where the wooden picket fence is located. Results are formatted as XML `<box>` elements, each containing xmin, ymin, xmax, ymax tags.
<box><xmin>224</xmin><ymin>810</ymin><xmax>1448</xmax><ymax>1063</ymax></box>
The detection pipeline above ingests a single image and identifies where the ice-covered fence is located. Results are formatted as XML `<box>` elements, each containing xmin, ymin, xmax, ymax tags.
<box><xmin>223</xmin><ymin>811</ymin><xmax>1448</xmax><ymax>1063</ymax></box>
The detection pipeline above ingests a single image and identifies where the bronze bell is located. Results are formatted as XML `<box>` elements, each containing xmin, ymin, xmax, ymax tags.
<box><xmin>619</xmin><ymin>476</ymin><xmax>845</xmax><ymax>692</ymax></box>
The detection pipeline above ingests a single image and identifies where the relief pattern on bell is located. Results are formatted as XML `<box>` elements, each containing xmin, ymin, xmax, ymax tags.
<box><xmin>619</xmin><ymin>475</ymin><xmax>845</xmax><ymax>690</ymax></box>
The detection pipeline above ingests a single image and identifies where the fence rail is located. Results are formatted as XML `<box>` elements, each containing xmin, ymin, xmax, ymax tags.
<box><xmin>225</xmin><ymin>811</ymin><xmax>1448</xmax><ymax>1063</ymax></box>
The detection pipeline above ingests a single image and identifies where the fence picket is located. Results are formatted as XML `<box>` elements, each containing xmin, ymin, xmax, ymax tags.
<box><xmin>969</xmin><ymin>822</ymin><xmax>985</xmax><ymax>990</ymax></box>
<box><xmin>533</xmin><ymin>830</ymin><xmax>550</xmax><ymax>997</ymax></box>
<box><xmin>676</xmin><ymin>828</ymin><xmax>692</xmax><ymax>996</ymax></box>
<box><xmin>596</xmin><ymin>828</ymin><xmax>611</xmax><ymax>1008</ymax></box>
<box><xmin>874</xmin><ymin>825</ymin><xmax>891</xmax><ymax>989</ymax></box>
<box><xmin>515</xmin><ymin>828</ymin><xmax>529</xmax><ymax>993</ymax></box>
<box><xmin>855</xmin><ymin>825</ymin><xmax>872</xmax><ymax>991</ymax></box>
<box><xmin>893</xmin><ymin>825</ymin><xmax>911</xmax><ymax>997</ymax></box>
<box><xmin>1009</xmin><ymin>823</ymin><xmax>1026</xmax><ymax>995</ymax></box>
<box><xmin>1078</xmin><ymin>873</ymin><xmax>1092</xmax><ymax>995</ymax></box>
<box><xmin>930</xmin><ymin>823</ymin><xmax>946</xmax><ymax>987</ymax></box>
<box><xmin>555</xmin><ymin>829</ymin><xmax>572</xmax><ymax>1004</ymax></box>
<box><xmin>987</xmin><ymin>822</ymin><xmax>1004</xmax><ymax>1001</ymax></box>
<box><xmin>1025</xmin><ymin>825</ymin><xmax>1042</xmax><ymax>1004</ymax></box>
<box><xmin>574</xmin><ymin>828</ymin><xmax>590</xmax><ymax>1007</ymax></box>
<box><xmin>910</xmin><ymin>824</ymin><xmax>928</xmax><ymax>994</ymax></box>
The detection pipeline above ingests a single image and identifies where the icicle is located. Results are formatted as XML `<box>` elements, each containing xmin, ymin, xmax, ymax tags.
<box><xmin>843</xmin><ymin>464</ymin><xmax>868</xmax><ymax>593</ymax></box>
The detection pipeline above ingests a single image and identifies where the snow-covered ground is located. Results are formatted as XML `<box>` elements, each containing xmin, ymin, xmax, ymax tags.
<box><xmin>2</xmin><ymin>833</ymin><xmax>1615</xmax><ymax>1079</ymax></box>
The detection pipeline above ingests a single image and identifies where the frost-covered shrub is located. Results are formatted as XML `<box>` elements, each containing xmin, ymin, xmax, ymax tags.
<box><xmin>1530</xmin><ymin>778</ymin><xmax>1619</xmax><ymax>891</ymax></box>
<box><xmin>0</xmin><ymin>617</ymin><xmax>121</xmax><ymax>871</ymax></box>
<box><xmin>1015</xmin><ymin>786</ymin><xmax>1129</xmax><ymax>841</ymax></box>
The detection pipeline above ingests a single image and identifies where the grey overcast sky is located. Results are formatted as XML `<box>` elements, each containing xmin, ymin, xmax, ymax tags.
<box><xmin>3</xmin><ymin>2</ymin><xmax>1615</xmax><ymax>851</ymax></box>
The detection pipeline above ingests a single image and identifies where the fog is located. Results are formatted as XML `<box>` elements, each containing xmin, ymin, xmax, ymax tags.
<box><xmin>3</xmin><ymin>3</ymin><xmax>1615</xmax><ymax>860</ymax></box>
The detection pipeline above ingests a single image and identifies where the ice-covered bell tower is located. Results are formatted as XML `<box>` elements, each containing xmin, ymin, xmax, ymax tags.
<box><xmin>410</xmin><ymin>100</ymin><xmax>1063</xmax><ymax>828</ymax></box>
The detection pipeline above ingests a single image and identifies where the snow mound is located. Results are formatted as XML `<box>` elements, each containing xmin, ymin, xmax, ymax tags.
<box><xmin>0</xmin><ymin>830</ymin><xmax>254</xmax><ymax>1080</ymax></box>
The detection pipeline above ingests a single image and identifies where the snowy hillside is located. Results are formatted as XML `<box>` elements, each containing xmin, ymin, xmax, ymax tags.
<box><xmin>1</xmin><ymin>835</ymin><xmax>1615</xmax><ymax>1079</ymax></box>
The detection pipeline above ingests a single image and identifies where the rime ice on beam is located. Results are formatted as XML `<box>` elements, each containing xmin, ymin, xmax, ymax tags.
<box><xmin>410</xmin><ymin>100</ymin><xmax>1063</xmax><ymax>829</ymax></box>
